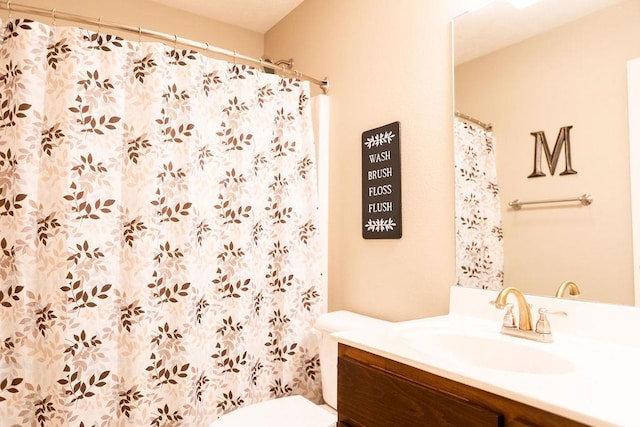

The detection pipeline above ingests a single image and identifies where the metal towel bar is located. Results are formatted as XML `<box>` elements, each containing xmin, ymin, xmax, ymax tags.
<box><xmin>508</xmin><ymin>193</ymin><xmax>593</xmax><ymax>210</ymax></box>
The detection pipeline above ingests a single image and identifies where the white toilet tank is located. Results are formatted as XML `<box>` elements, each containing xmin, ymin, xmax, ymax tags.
<box><xmin>315</xmin><ymin>311</ymin><xmax>391</xmax><ymax>409</ymax></box>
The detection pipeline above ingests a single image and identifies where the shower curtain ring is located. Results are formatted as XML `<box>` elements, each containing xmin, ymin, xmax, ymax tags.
<box><xmin>138</xmin><ymin>26</ymin><xmax>142</xmax><ymax>43</ymax></box>
<box><xmin>98</xmin><ymin>17</ymin><xmax>102</xmax><ymax>36</ymax></box>
<box><xmin>51</xmin><ymin>8</ymin><xmax>56</xmax><ymax>26</ymax></box>
<box><xmin>6</xmin><ymin>0</ymin><xmax>12</xmax><ymax>19</ymax></box>
<box><xmin>173</xmin><ymin>34</ymin><xmax>177</xmax><ymax>49</ymax></box>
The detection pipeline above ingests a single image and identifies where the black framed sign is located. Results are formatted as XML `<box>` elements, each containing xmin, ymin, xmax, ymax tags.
<box><xmin>362</xmin><ymin>121</ymin><xmax>402</xmax><ymax>239</ymax></box>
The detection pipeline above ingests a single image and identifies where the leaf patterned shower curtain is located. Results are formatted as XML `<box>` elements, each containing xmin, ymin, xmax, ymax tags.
<box><xmin>0</xmin><ymin>18</ymin><xmax>323</xmax><ymax>426</ymax></box>
<box><xmin>454</xmin><ymin>117</ymin><xmax>504</xmax><ymax>290</ymax></box>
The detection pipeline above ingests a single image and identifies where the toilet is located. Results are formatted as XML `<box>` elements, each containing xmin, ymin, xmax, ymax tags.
<box><xmin>209</xmin><ymin>310</ymin><xmax>390</xmax><ymax>427</ymax></box>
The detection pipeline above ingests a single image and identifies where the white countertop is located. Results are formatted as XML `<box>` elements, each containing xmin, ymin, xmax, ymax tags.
<box><xmin>333</xmin><ymin>286</ymin><xmax>640</xmax><ymax>426</ymax></box>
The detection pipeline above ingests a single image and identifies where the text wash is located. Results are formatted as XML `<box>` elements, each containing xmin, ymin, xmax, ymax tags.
<box><xmin>368</xmin><ymin>150</ymin><xmax>391</xmax><ymax>163</ymax></box>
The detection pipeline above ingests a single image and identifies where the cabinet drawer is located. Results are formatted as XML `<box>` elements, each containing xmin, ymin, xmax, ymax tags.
<box><xmin>338</xmin><ymin>355</ymin><xmax>503</xmax><ymax>427</ymax></box>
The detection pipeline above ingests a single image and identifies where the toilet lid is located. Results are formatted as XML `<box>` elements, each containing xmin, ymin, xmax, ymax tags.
<box><xmin>209</xmin><ymin>395</ymin><xmax>337</xmax><ymax>427</ymax></box>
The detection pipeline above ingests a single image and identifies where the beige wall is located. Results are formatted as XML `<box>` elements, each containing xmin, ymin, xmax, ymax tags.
<box><xmin>265</xmin><ymin>0</ymin><xmax>456</xmax><ymax>321</ymax></box>
<box><xmin>1</xmin><ymin>0</ymin><xmax>263</xmax><ymax>58</ymax></box>
<box><xmin>456</xmin><ymin>0</ymin><xmax>640</xmax><ymax>305</ymax></box>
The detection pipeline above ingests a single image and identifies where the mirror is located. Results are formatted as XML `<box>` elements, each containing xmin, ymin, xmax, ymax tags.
<box><xmin>453</xmin><ymin>0</ymin><xmax>640</xmax><ymax>305</ymax></box>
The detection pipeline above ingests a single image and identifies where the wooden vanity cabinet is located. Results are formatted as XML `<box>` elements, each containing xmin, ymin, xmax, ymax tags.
<box><xmin>337</xmin><ymin>344</ymin><xmax>587</xmax><ymax>427</ymax></box>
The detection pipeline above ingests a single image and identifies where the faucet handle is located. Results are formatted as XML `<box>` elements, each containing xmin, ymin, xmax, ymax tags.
<box><xmin>490</xmin><ymin>300</ymin><xmax>516</xmax><ymax>327</ymax></box>
<box><xmin>540</xmin><ymin>307</ymin><xmax>568</xmax><ymax>317</ymax></box>
<box><xmin>501</xmin><ymin>303</ymin><xmax>516</xmax><ymax>328</ymax></box>
<box><xmin>535</xmin><ymin>308</ymin><xmax>568</xmax><ymax>334</ymax></box>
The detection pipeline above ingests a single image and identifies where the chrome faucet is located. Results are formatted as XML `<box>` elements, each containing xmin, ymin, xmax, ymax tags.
<box><xmin>494</xmin><ymin>287</ymin><xmax>555</xmax><ymax>343</ymax></box>
<box><xmin>555</xmin><ymin>280</ymin><xmax>581</xmax><ymax>298</ymax></box>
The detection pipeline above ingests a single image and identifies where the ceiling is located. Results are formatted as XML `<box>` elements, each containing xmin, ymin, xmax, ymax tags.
<box><xmin>147</xmin><ymin>0</ymin><xmax>304</xmax><ymax>34</ymax></box>
<box><xmin>146</xmin><ymin>0</ymin><xmax>630</xmax><ymax>57</ymax></box>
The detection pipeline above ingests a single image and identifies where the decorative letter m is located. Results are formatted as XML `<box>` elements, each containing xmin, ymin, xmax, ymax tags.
<box><xmin>528</xmin><ymin>126</ymin><xmax>577</xmax><ymax>178</ymax></box>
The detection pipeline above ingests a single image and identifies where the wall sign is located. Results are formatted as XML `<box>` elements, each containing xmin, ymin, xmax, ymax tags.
<box><xmin>362</xmin><ymin>121</ymin><xmax>402</xmax><ymax>239</ymax></box>
<box><xmin>528</xmin><ymin>125</ymin><xmax>577</xmax><ymax>178</ymax></box>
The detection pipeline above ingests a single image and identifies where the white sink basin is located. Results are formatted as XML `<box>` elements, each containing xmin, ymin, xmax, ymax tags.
<box><xmin>395</xmin><ymin>327</ymin><xmax>575</xmax><ymax>375</ymax></box>
<box><xmin>332</xmin><ymin>291</ymin><xmax>640</xmax><ymax>427</ymax></box>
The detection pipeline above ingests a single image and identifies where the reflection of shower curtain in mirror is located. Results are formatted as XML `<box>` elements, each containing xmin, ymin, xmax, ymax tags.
<box><xmin>454</xmin><ymin>118</ymin><xmax>504</xmax><ymax>290</ymax></box>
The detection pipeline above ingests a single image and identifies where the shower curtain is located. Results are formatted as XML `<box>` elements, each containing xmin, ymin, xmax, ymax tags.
<box><xmin>454</xmin><ymin>117</ymin><xmax>504</xmax><ymax>290</ymax></box>
<box><xmin>0</xmin><ymin>18</ymin><xmax>323</xmax><ymax>426</ymax></box>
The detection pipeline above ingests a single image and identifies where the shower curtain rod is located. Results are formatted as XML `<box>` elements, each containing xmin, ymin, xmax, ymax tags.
<box><xmin>0</xmin><ymin>0</ymin><xmax>329</xmax><ymax>94</ymax></box>
<box><xmin>455</xmin><ymin>111</ymin><xmax>492</xmax><ymax>131</ymax></box>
